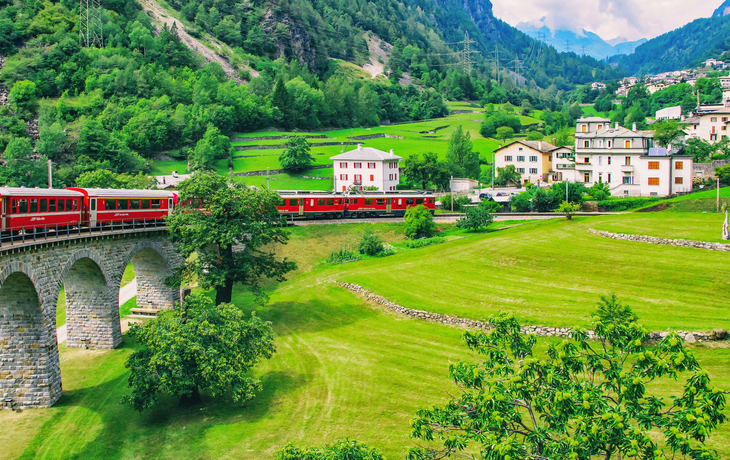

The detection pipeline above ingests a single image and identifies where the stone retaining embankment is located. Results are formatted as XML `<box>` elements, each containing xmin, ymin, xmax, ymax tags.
<box><xmin>589</xmin><ymin>229</ymin><xmax>730</xmax><ymax>252</ymax></box>
<box><xmin>231</xmin><ymin>135</ymin><xmax>330</xmax><ymax>142</ymax></box>
<box><xmin>347</xmin><ymin>133</ymin><xmax>404</xmax><ymax>140</ymax></box>
<box><xmin>234</xmin><ymin>141</ymin><xmax>360</xmax><ymax>151</ymax></box>
<box><xmin>340</xmin><ymin>283</ymin><xmax>717</xmax><ymax>342</ymax></box>
<box><xmin>232</xmin><ymin>164</ymin><xmax>332</xmax><ymax>177</ymax></box>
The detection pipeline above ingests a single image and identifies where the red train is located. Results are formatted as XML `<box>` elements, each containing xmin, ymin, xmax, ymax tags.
<box><xmin>276</xmin><ymin>191</ymin><xmax>436</xmax><ymax>218</ymax></box>
<box><xmin>1</xmin><ymin>187</ymin><xmax>435</xmax><ymax>240</ymax></box>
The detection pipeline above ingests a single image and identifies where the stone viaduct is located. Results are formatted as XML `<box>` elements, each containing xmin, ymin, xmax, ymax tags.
<box><xmin>0</xmin><ymin>230</ymin><xmax>183</xmax><ymax>409</ymax></box>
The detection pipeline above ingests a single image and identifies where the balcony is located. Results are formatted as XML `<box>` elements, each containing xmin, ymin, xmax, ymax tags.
<box><xmin>353</xmin><ymin>179</ymin><xmax>362</xmax><ymax>185</ymax></box>
<box><xmin>556</xmin><ymin>164</ymin><xmax>575</xmax><ymax>170</ymax></box>
<box><xmin>575</xmin><ymin>162</ymin><xmax>593</xmax><ymax>170</ymax></box>
<box><xmin>620</xmin><ymin>165</ymin><xmax>634</xmax><ymax>172</ymax></box>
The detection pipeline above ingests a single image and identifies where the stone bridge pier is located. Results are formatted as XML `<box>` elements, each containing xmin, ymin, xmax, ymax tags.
<box><xmin>0</xmin><ymin>232</ymin><xmax>182</xmax><ymax>409</ymax></box>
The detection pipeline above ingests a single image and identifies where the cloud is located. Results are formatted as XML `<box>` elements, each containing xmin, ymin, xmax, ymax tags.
<box><xmin>492</xmin><ymin>0</ymin><xmax>719</xmax><ymax>41</ymax></box>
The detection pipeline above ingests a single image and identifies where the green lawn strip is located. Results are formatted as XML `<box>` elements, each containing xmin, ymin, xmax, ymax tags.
<box><xmin>121</xmin><ymin>265</ymin><xmax>135</xmax><ymax>287</ymax></box>
<box><xmin>149</xmin><ymin>159</ymin><xmax>188</xmax><ymax>176</ymax></box>
<box><xmin>56</xmin><ymin>287</ymin><xmax>66</xmax><ymax>327</ymax></box>
<box><xmin>234</xmin><ymin>173</ymin><xmax>333</xmax><ymax>191</ymax></box>
<box><xmin>5</xmin><ymin>280</ymin><xmax>729</xmax><ymax>458</ymax></box>
<box><xmin>120</xmin><ymin>298</ymin><xmax>136</xmax><ymax>318</ymax></box>
<box><xmin>324</xmin><ymin>217</ymin><xmax>730</xmax><ymax>332</ymax></box>
<box><xmin>590</xmin><ymin>212</ymin><xmax>729</xmax><ymax>243</ymax></box>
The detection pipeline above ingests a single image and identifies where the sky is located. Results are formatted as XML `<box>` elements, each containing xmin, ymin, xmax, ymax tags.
<box><xmin>492</xmin><ymin>0</ymin><xmax>722</xmax><ymax>42</ymax></box>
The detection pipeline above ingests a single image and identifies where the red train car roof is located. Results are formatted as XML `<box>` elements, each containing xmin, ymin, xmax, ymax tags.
<box><xmin>67</xmin><ymin>188</ymin><xmax>175</xmax><ymax>198</ymax></box>
<box><xmin>0</xmin><ymin>187</ymin><xmax>84</xmax><ymax>197</ymax></box>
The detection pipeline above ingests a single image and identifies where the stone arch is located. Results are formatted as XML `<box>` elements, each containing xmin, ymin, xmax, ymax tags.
<box><xmin>0</xmin><ymin>270</ymin><xmax>62</xmax><ymax>408</ymax></box>
<box><xmin>60</xmin><ymin>249</ymin><xmax>121</xmax><ymax>349</ymax></box>
<box><xmin>121</xmin><ymin>240</ymin><xmax>179</xmax><ymax>312</ymax></box>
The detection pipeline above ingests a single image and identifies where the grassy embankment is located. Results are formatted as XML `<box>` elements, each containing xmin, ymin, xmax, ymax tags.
<box><xmin>4</xmin><ymin>212</ymin><xmax>729</xmax><ymax>459</ymax></box>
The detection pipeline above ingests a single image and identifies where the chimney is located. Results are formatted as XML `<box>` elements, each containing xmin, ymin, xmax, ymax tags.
<box><xmin>390</xmin><ymin>149</ymin><xmax>394</xmax><ymax>155</ymax></box>
<box><xmin>538</xmin><ymin>141</ymin><xmax>543</xmax><ymax>151</ymax></box>
<box><xmin>614</xmin><ymin>122</ymin><xmax>619</xmax><ymax>129</ymax></box>
<box><xmin>552</xmin><ymin>138</ymin><xmax>556</xmax><ymax>146</ymax></box>
<box><xmin>632</xmin><ymin>122</ymin><xmax>637</xmax><ymax>131</ymax></box>
<box><xmin>358</xmin><ymin>144</ymin><xmax>362</xmax><ymax>150</ymax></box>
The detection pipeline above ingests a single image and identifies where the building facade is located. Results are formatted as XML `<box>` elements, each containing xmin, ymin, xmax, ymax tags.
<box><xmin>574</xmin><ymin>119</ymin><xmax>692</xmax><ymax>197</ymax></box>
<box><xmin>331</xmin><ymin>145</ymin><xmax>402</xmax><ymax>192</ymax></box>
<box><xmin>697</xmin><ymin>108</ymin><xmax>730</xmax><ymax>143</ymax></box>
<box><xmin>494</xmin><ymin>140</ymin><xmax>569</xmax><ymax>185</ymax></box>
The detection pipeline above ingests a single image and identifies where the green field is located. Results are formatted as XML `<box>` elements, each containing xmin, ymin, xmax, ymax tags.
<box><xmin>4</xmin><ymin>212</ymin><xmax>730</xmax><ymax>459</ymax></box>
<box><xmin>592</xmin><ymin>212</ymin><xmax>728</xmax><ymax>242</ymax></box>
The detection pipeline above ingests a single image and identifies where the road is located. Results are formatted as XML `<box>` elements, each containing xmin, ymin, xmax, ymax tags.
<box><xmin>56</xmin><ymin>279</ymin><xmax>136</xmax><ymax>344</ymax></box>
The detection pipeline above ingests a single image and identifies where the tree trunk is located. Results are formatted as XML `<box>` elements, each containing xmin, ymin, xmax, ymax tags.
<box><xmin>179</xmin><ymin>387</ymin><xmax>201</xmax><ymax>406</ymax></box>
<box><xmin>216</xmin><ymin>278</ymin><xmax>234</xmax><ymax>305</ymax></box>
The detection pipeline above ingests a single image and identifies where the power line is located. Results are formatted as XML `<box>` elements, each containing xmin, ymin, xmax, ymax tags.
<box><xmin>565</xmin><ymin>38</ymin><xmax>571</xmax><ymax>53</ymax></box>
<box><xmin>79</xmin><ymin>0</ymin><xmax>103</xmax><ymax>48</ymax></box>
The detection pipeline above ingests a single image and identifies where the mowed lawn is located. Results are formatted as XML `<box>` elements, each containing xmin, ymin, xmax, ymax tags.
<box><xmin>591</xmin><ymin>212</ymin><xmax>729</xmax><ymax>243</ymax></box>
<box><xmin>324</xmin><ymin>217</ymin><xmax>730</xmax><ymax>331</ymax></box>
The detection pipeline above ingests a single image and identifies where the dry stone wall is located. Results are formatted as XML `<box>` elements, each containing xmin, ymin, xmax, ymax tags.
<box><xmin>340</xmin><ymin>283</ymin><xmax>714</xmax><ymax>342</ymax></box>
<box><xmin>589</xmin><ymin>229</ymin><xmax>730</xmax><ymax>251</ymax></box>
<box><xmin>0</xmin><ymin>232</ymin><xmax>182</xmax><ymax>409</ymax></box>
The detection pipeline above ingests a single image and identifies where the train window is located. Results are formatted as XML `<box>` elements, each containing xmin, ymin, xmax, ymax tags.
<box><xmin>350</xmin><ymin>199</ymin><xmax>357</xmax><ymax>204</ymax></box>
<box><xmin>40</xmin><ymin>199</ymin><xmax>48</xmax><ymax>213</ymax></box>
<box><xmin>118</xmin><ymin>199</ymin><xmax>129</xmax><ymax>210</ymax></box>
<box><xmin>398</xmin><ymin>199</ymin><xmax>402</xmax><ymax>206</ymax></box>
<box><xmin>416</xmin><ymin>198</ymin><xmax>423</xmax><ymax>205</ymax></box>
<box><xmin>290</xmin><ymin>199</ymin><xmax>299</xmax><ymax>207</ymax></box>
<box><xmin>151</xmin><ymin>199</ymin><xmax>160</xmax><ymax>209</ymax></box>
<box><xmin>376</xmin><ymin>198</ymin><xmax>384</xmax><ymax>205</ymax></box>
<box><xmin>130</xmin><ymin>199</ymin><xmax>140</xmax><ymax>210</ymax></box>
<box><xmin>278</xmin><ymin>198</ymin><xmax>286</xmax><ymax>207</ymax></box>
<box><xmin>105</xmin><ymin>199</ymin><xmax>116</xmax><ymax>210</ymax></box>
<box><xmin>406</xmin><ymin>198</ymin><xmax>414</xmax><ymax>205</ymax></box>
<box><xmin>326</xmin><ymin>198</ymin><xmax>334</xmax><ymax>206</ymax></box>
<box><xmin>317</xmin><ymin>199</ymin><xmax>325</xmax><ymax>206</ymax></box>
<box><xmin>364</xmin><ymin>199</ymin><xmax>373</xmax><ymax>205</ymax></box>
<box><xmin>30</xmin><ymin>199</ymin><xmax>38</xmax><ymax>213</ymax></box>
<box><xmin>65</xmin><ymin>199</ymin><xmax>72</xmax><ymax>211</ymax></box>
<box><xmin>58</xmin><ymin>199</ymin><xmax>65</xmax><ymax>212</ymax></box>
<box><xmin>168</xmin><ymin>199</ymin><xmax>172</xmax><ymax>208</ymax></box>
<box><xmin>90</xmin><ymin>199</ymin><xmax>96</xmax><ymax>211</ymax></box>
<box><xmin>49</xmin><ymin>199</ymin><xmax>56</xmax><ymax>213</ymax></box>
<box><xmin>73</xmin><ymin>199</ymin><xmax>78</xmax><ymax>211</ymax></box>
<box><xmin>142</xmin><ymin>199</ymin><xmax>150</xmax><ymax>209</ymax></box>
<box><xmin>19</xmin><ymin>199</ymin><xmax>29</xmax><ymax>213</ymax></box>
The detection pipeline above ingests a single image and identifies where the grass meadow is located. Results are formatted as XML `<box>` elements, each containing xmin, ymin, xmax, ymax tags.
<box><xmin>4</xmin><ymin>211</ymin><xmax>730</xmax><ymax>459</ymax></box>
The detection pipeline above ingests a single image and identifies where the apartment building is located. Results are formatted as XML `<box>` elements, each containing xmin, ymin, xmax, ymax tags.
<box><xmin>331</xmin><ymin>145</ymin><xmax>401</xmax><ymax>192</ymax></box>
<box><xmin>493</xmin><ymin>140</ymin><xmax>570</xmax><ymax>185</ymax></box>
<box><xmin>574</xmin><ymin>120</ymin><xmax>692</xmax><ymax>197</ymax></box>
<box><xmin>697</xmin><ymin>108</ymin><xmax>730</xmax><ymax>143</ymax></box>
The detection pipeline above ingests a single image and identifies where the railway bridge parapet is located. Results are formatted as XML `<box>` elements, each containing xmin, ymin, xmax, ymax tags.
<box><xmin>0</xmin><ymin>230</ymin><xmax>182</xmax><ymax>409</ymax></box>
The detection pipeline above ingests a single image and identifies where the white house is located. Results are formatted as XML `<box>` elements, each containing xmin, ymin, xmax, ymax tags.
<box><xmin>697</xmin><ymin>108</ymin><xmax>730</xmax><ymax>143</ymax></box>
<box><xmin>493</xmin><ymin>140</ymin><xmax>570</xmax><ymax>185</ymax></box>
<box><xmin>720</xmin><ymin>76</ymin><xmax>730</xmax><ymax>89</ymax></box>
<box><xmin>591</xmin><ymin>82</ymin><xmax>607</xmax><ymax>90</ymax></box>
<box><xmin>683</xmin><ymin>116</ymin><xmax>700</xmax><ymax>139</ymax></box>
<box><xmin>331</xmin><ymin>145</ymin><xmax>402</xmax><ymax>192</ymax></box>
<box><xmin>574</xmin><ymin>122</ymin><xmax>692</xmax><ymax>197</ymax></box>
<box><xmin>656</xmin><ymin>106</ymin><xmax>682</xmax><ymax>121</ymax></box>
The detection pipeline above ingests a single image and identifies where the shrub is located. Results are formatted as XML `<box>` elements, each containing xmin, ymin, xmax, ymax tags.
<box><xmin>557</xmin><ymin>200</ymin><xmax>581</xmax><ymax>220</ymax></box>
<box><xmin>358</xmin><ymin>229</ymin><xmax>383</xmax><ymax>255</ymax></box>
<box><xmin>596</xmin><ymin>197</ymin><xmax>657</xmax><ymax>211</ymax></box>
<box><xmin>440</xmin><ymin>194</ymin><xmax>472</xmax><ymax>212</ymax></box>
<box><xmin>403</xmin><ymin>236</ymin><xmax>446</xmax><ymax>248</ymax></box>
<box><xmin>456</xmin><ymin>204</ymin><xmax>494</xmax><ymax>232</ymax></box>
<box><xmin>404</xmin><ymin>204</ymin><xmax>435</xmax><ymax>238</ymax></box>
<box><xmin>326</xmin><ymin>248</ymin><xmax>360</xmax><ymax>264</ymax></box>
<box><xmin>278</xmin><ymin>438</ymin><xmax>385</xmax><ymax>460</ymax></box>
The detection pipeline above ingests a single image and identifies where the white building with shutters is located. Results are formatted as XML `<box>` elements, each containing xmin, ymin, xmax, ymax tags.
<box><xmin>331</xmin><ymin>145</ymin><xmax>402</xmax><ymax>192</ymax></box>
<box><xmin>574</xmin><ymin>120</ymin><xmax>693</xmax><ymax>197</ymax></box>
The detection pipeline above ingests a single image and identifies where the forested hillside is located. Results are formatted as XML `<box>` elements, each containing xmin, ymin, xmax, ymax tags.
<box><xmin>609</xmin><ymin>14</ymin><xmax>730</xmax><ymax>74</ymax></box>
<box><xmin>0</xmin><ymin>0</ymin><xmax>623</xmax><ymax>188</ymax></box>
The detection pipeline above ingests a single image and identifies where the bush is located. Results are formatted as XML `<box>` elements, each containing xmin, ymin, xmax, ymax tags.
<box><xmin>456</xmin><ymin>204</ymin><xmax>494</xmax><ymax>232</ymax></box>
<box><xmin>440</xmin><ymin>194</ymin><xmax>472</xmax><ymax>212</ymax></box>
<box><xmin>404</xmin><ymin>204</ymin><xmax>435</xmax><ymax>238</ymax></box>
<box><xmin>326</xmin><ymin>248</ymin><xmax>360</xmax><ymax>264</ymax></box>
<box><xmin>278</xmin><ymin>439</ymin><xmax>385</xmax><ymax>460</ymax></box>
<box><xmin>358</xmin><ymin>229</ymin><xmax>384</xmax><ymax>255</ymax></box>
<box><xmin>403</xmin><ymin>236</ymin><xmax>446</xmax><ymax>248</ymax></box>
<box><xmin>557</xmin><ymin>200</ymin><xmax>581</xmax><ymax>220</ymax></box>
<box><xmin>596</xmin><ymin>197</ymin><xmax>657</xmax><ymax>211</ymax></box>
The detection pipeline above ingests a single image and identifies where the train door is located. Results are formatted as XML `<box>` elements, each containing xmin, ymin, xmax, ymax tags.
<box><xmin>386</xmin><ymin>198</ymin><xmax>392</xmax><ymax>213</ymax></box>
<box><xmin>89</xmin><ymin>198</ymin><xmax>98</xmax><ymax>227</ymax></box>
<box><xmin>0</xmin><ymin>196</ymin><xmax>4</xmax><ymax>232</ymax></box>
<box><xmin>299</xmin><ymin>199</ymin><xmax>304</xmax><ymax>216</ymax></box>
<box><xmin>168</xmin><ymin>198</ymin><xmax>173</xmax><ymax>216</ymax></box>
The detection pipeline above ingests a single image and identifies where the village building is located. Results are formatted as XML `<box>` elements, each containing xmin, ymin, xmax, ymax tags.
<box><xmin>574</xmin><ymin>122</ymin><xmax>693</xmax><ymax>197</ymax></box>
<box><xmin>683</xmin><ymin>116</ymin><xmax>700</xmax><ymax>139</ymax></box>
<box><xmin>656</xmin><ymin>106</ymin><xmax>682</xmax><ymax>121</ymax></box>
<box><xmin>493</xmin><ymin>140</ymin><xmax>570</xmax><ymax>185</ymax></box>
<box><xmin>331</xmin><ymin>145</ymin><xmax>401</xmax><ymax>192</ymax></box>
<box><xmin>697</xmin><ymin>108</ymin><xmax>730</xmax><ymax>143</ymax></box>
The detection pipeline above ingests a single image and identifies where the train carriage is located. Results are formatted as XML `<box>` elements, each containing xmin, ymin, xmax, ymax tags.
<box><xmin>345</xmin><ymin>192</ymin><xmax>436</xmax><ymax>218</ymax></box>
<box><xmin>276</xmin><ymin>192</ymin><xmax>346</xmax><ymax>219</ymax></box>
<box><xmin>0</xmin><ymin>187</ymin><xmax>84</xmax><ymax>235</ymax></box>
<box><xmin>67</xmin><ymin>188</ymin><xmax>177</xmax><ymax>227</ymax></box>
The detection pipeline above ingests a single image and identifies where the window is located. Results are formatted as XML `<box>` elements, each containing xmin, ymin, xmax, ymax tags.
<box><xmin>623</xmin><ymin>176</ymin><xmax>633</xmax><ymax>184</ymax></box>
<box><xmin>518</xmin><ymin>168</ymin><xmax>526</xmax><ymax>174</ymax></box>
<box><xmin>49</xmin><ymin>199</ymin><xmax>57</xmax><ymax>213</ymax></box>
<box><xmin>130</xmin><ymin>199</ymin><xmax>140</xmax><ymax>210</ymax></box>
<box><xmin>599</xmin><ymin>156</ymin><xmax>602</xmax><ymax>166</ymax></box>
<box><xmin>723</xmin><ymin>117</ymin><xmax>728</xmax><ymax>122</ymax></box>
<box><xmin>317</xmin><ymin>199</ymin><xmax>325</xmax><ymax>206</ymax></box>
<box><xmin>724</xmin><ymin>126</ymin><xmax>727</xmax><ymax>131</ymax></box>
<box><xmin>355</xmin><ymin>174</ymin><xmax>361</xmax><ymax>182</ymax></box>
<box><xmin>289</xmin><ymin>199</ymin><xmax>299</xmax><ymax>207</ymax></box>
<box><xmin>648</xmin><ymin>161</ymin><xmax>659</xmax><ymax>170</ymax></box>
<box><xmin>30</xmin><ymin>199</ymin><xmax>38</xmax><ymax>213</ymax></box>
<box><xmin>517</xmin><ymin>156</ymin><xmax>525</xmax><ymax>162</ymax></box>
<box><xmin>151</xmin><ymin>199</ymin><xmax>161</xmax><ymax>209</ymax></box>
<box><xmin>326</xmin><ymin>198</ymin><xmax>334</xmax><ymax>206</ymax></box>
<box><xmin>648</xmin><ymin>177</ymin><xmax>660</xmax><ymax>186</ymax></box>
<box><xmin>584</xmin><ymin>158</ymin><xmax>590</xmax><ymax>164</ymax></box>
<box><xmin>625</xmin><ymin>140</ymin><xmax>631</xmax><ymax>148</ymax></box>
<box><xmin>340</xmin><ymin>162</ymin><xmax>347</xmax><ymax>168</ymax></box>
<box><xmin>58</xmin><ymin>199</ymin><xmax>65</xmax><ymax>212</ymax></box>
<box><xmin>505</xmin><ymin>156</ymin><xmax>513</xmax><ymax>162</ymax></box>
<box><xmin>584</xmin><ymin>173</ymin><xmax>590</xmax><ymax>182</ymax></box>
<box><xmin>607</xmin><ymin>141</ymin><xmax>612</xmax><ymax>148</ymax></box>
<box><xmin>416</xmin><ymin>198</ymin><xmax>424</xmax><ymax>205</ymax></box>
<box><xmin>598</xmin><ymin>140</ymin><xmax>603</xmax><ymax>148</ymax></box>
<box><xmin>406</xmin><ymin>198</ymin><xmax>414</xmax><ymax>205</ymax></box>
<box><xmin>711</xmin><ymin>134</ymin><xmax>718</xmax><ymax>141</ymax></box>
<box><xmin>625</xmin><ymin>156</ymin><xmax>630</xmax><ymax>166</ymax></box>
<box><xmin>529</xmin><ymin>156</ymin><xmax>537</xmax><ymax>162</ymax></box>
<box><xmin>141</xmin><ymin>199</ymin><xmax>150</xmax><ymax>209</ymax></box>
<box><xmin>711</xmin><ymin>117</ymin><xmax>717</xmax><ymax>122</ymax></box>
<box><xmin>364</xmin><ymin>199</ymin><xmax>373</xmax><ymax>205</ymax></box>
<box><xmin>675</xmin><ymin>177</ymin><xmax>684</xmax><ymax>184</ymax></box>
<box><xmin>354</xmin><ymin>162</ymin><xmax>362</xmax><ymax>169</ymax></box>
<box><xmin>376</xmin><ymin>198</ymin><xmax>385</xmax><ymax>205</ymax></box>
<box><xmin>597</xmin><ymin>124</ymin><xmax>603</xmax><ymax>130</ymax></box>
<box><xmin>675</xmin><ymin>161</ymin><xmax>683</xmax><ymax>169</ymax></box>
<box><xmin>529</xmin><ymin>168</ymin><xmax>538</xmax><ymax>174</ymax></box>
<box><xmin>117</xmin><ymin>199</ymin><xmax>128</xmax><ymax>210</ymax></box>
<box><xmin>608</xmin><ymin>156</ymin><xmax>611</xmax><ymax>165</ymax></box>
<box><xmin>582</xmin><ymin>124</ymin><xmax>587</xmax><ymax>132</ymax></box>
<box><xmin>40</xmin><ymin>199</ymin><xmax>47</xmax><ymax>213</ymax></box>
<box><xmin>370</xmin><ymin>175</ymin><xmax>374</xmax><ymax>181</ymax></box>
<box><xmin>340</xmin><ymin>174</ymin><xmax>345</xmax><ymax>180</ymax></box>
<box><xmin>17</xmin><ymin>199</ymin><xmax>28</xmax><ymax>214</ymax></box>
<box><xmin>608</xmin><ymin>173</ymin><xmax>612</xmax><ymax>183</ymax></box>
<box><xmin>583</xmin><ymin>141</ymin><xmax>589</xmax><ymax>148</ymax></box>
<box><xmin>368</xmin><ymin>162</ymin><xmax>375</xmax><ymax>169</ymax></box>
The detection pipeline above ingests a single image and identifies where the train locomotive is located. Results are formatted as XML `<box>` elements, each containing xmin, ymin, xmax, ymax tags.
<box><xmin>1</xmin><ymin>187</ymin><xmax>435</xmax><ymax>239</ymax></box>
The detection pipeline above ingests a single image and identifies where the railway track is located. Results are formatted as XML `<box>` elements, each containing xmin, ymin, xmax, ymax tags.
<box><xmin>289</xmin><ymin>212</ymin><xmax>623</xmax><ymax>226</ymax></box>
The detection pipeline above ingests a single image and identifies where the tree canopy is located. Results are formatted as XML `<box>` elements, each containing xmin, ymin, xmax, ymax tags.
<box><xmin>279</xmin><ymin>136</ymin><xmax>314</xmax><ymax>172</ymax></box>
<box><xmin>446</xmin><ymin>125</ymin><xmax>479</xmax><ymax>179</ymax></box>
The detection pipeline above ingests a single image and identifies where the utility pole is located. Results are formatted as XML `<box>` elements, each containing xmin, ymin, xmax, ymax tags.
<box><xmin>566</xmin><ymin>177</ymin><xmax>569</xmax><ymax>203</ymax></box>
<box><xmin>718</xmin><ymin>177</ymin><xmax>721</xmax><ymax>213</ymax></box>
<box><xmin>47</xmin><ymin>160</ymin><xmax>52</xmax><ymax>189</ymax></box>
<box><xmin>565</xmin><ymin>39</ymin><xmax>571</xmax><ymax>53</ymax></box>
<box><xmin>79</xmin><ymin>0</ymin><xmax>103</xmax><ymax>48</ymax></box>
<box><xmin>581</xmin><ymin>45</ymin><xmax>586</xmax><ymax>56</ymax></box>
<box><xmin>450</xmin><ymin>176</ymin><xmax>454</xmax><ymax>212</ymax></box>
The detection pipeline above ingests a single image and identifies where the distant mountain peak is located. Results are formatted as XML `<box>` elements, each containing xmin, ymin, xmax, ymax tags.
<box><xmin>515</xmin><ymin>23</ymin><xmax>646</xmax><ymax>59</ymax></box>
<box><xmin>713</xmin><ymin>0</ymin><xmax>730</xmax><ymax>17</ymax></box>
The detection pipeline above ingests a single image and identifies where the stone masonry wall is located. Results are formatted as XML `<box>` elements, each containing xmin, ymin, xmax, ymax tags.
<box><xmin>340</xmin><ymin>283</ymin><xmax>714</xmax><ymax>342</ymax></box>
<box><xmin>588</xmin><ymin>229</ymin><xmax>730</xmax><ymax>251</ymax></box>
<box><xmin>0</xmin><ymin>232</ymin><xmax>183</xmax><ymax>409</ymax></box>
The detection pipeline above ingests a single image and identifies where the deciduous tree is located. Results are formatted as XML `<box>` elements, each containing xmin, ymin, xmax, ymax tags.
<box><xmin>166</xmin><ymin>171</ymin><xmax>296</xmax><ymax>305</ymax></box>
<box><xmin>456</xmin><ymin>203</ymin><xmax>494</xmax><ymax>232</ymax></box>
<box><xmin>410</xmin><ymin>296</ymin><xmax>728</xmax><ymax>460</ymax></box>
<box><xmin>446</xmin><ymin>125</ymin><xmax>479</xmax><ymax>179</ymax></box>
<box><xmin>404</xmin><ymin>204</ymin><xmax>435</xmax><ymax>238</ymax></box>
<box><xmin>279</xmin><ymin>135</ymin><xmax>314</xmax><ymax>172</ymax></box>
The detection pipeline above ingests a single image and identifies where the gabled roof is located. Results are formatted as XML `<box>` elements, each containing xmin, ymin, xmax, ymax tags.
<box><xmin>683</xmin><ymin>116</ymin><xmax>700</xmax><ymax>125</ymax></box>
<box><xmin>579</xmin><ymin>126</ymin><xmax>653</xmax><ymax>139</ymax></box>
<box><xmin>494</xmin><ymin>140</ymin><xmax>560</xmax><ymax>154</ymax></box>
<box><xmin>330</xmin><ymin>145</ymin><xmax>402</xmax><ymax>161</ymax></box>
<box><xmin>577</xmin><ymin>117</ymin><xmax>611</xmax><ymax>123</ymax></box>
<box><xmin>699</xmin><ymin>108</ymin><xmax>730</xmax><ymax>117</ymax></box>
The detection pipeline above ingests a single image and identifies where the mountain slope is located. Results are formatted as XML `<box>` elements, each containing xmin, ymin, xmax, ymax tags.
<box><xmin>713</xmin><ymin>0</ymin><xmax>730</xmax><ymax>17</ymax></box>
<box><xmin>515</xmin><ymin>24</ymin><xmax>646</xmax><ymax>59</ymax></box>
<box><xmin>609</xmin><ymin>14</ymin><xmax>730</xmax><ymax>74</ymax></box>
